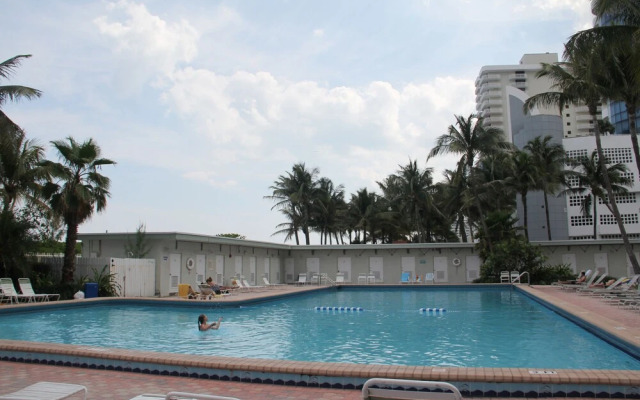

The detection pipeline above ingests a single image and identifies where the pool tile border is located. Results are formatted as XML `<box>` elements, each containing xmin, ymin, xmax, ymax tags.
<box><xmin>1</xmin><ymin>285</ymin><xmax>640</xmax><ymax>397</ymax></box>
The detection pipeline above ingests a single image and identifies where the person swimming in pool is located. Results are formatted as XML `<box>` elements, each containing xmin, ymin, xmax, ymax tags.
<box><xmin>198</xmin><ymin>314</ymin><xmax>223</xmax><ymax>331</ymax></box>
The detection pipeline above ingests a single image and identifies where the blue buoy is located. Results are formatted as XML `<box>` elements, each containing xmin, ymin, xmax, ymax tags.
<box><xmin>419</xmin><ymin>308</ymin><xmax>446</xmax><ymax>313</ymax></box>
<box><xmin>315</xmin><ymin>306</ymin><xmax>364</xmax><ymax>311</ymax></box>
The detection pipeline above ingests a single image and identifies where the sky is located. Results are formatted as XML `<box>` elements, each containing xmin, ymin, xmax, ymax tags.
<box><xmin>1</xmin><ymin>0</ymin><xmax>594</xmax><ymax>243</ymax></box>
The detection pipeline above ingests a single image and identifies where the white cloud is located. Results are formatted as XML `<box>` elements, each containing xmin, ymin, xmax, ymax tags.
<box><xmin>94</xmin><ymin>0</ymin><xmax>199</xmax><ymax>89</ymax></box>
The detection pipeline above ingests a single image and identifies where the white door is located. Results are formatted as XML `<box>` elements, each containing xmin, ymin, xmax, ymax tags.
<box><xmin>370</xmin><ymin>257</ymin><xmax>383</xmax><ymax>282</ymax></box>
<box><xmin>272</xmin><ymin>257</ymin><xmax>281</xmax><ymax>283</ymax></box>
<box><xmin>594</xmin><ymin>252</ymin><xmax>609</xmax><ymax>276</ymax></box>
<box><xmin>562</xmin><ymin>253</ymin><xmax>577</xmax><ymax>273</ymax></box>
<box><xmin>249</xmin><ymin>257</ymin><xmax>257</xmax><ymax>284</ymax></box>
<box><xmin>169</xmin><ymin>253</ymin><xmax>181</xmax><ymax>293</ymax></box>
<box><xmin>307</xmin><ymin>258</ymin><xmax>320</xmax><ymax>275</ymax></box>
<box><xmin>285</xmin><ymin>258</ymin><xmax>295</xmax><ymax>283</ymax></box>
<box><xmin>215</xmin><ymin>255</ymin><xmax>224</xmax><ymax>285</ymax></box>
<box><xmin>196</xmin><ymin>254</ymin><xmax>206</xmax><ymax>284</ymax></box>
<box><xmin>264</xmin><ymin>258</ymin><xmax>270</xmax><ymax>282</ymax></box>
<box><xmin>466</xmin><ymin>255</ymin><xmax>481</xmax><ymax>282</ymax></box>
<box><xmin>401</xmin><ymin>257</ymin><xmax>416</xmax><ymax>278</ymax></box>
<box><xmin>338</xmin><ymin>257</ymin><xmax>352</xmax><ymax>282</ymax></box>
<box><xmin>434</xmin><ymin>256</ymin><xmax>448</xmax><ymax>283</ymax></box>
<box><xmin>234</xmin><ymin>256</ymin><xmax>243</xmax><ymax>277</ymax></box>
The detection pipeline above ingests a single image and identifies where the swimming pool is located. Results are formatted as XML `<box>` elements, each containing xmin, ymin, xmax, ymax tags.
<box><xmin>1</xmin><ymin>286</ymin><xmax>638</xmax><ymax>370</ymax></box>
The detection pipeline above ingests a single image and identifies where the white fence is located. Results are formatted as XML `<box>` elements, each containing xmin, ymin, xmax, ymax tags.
<box><xmin>109</xmin><ymin>258</ymin><xmax>156</xmax><ymax>297</ymax></box>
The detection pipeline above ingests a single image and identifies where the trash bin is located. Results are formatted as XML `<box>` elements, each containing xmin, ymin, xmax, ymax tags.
<box><xmin>178</xmin><ymin>284</ymin><xmax>190</xmax><ymax>299</ymax></box>
<box><xmin>84</xmin><ymin>282</ymin><xmax>98</xmax><ymax>298</ymax></box>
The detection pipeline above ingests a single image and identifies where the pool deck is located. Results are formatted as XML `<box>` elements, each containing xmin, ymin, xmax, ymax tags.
<box><xmin>0</xmin><ymin>284</ymin><xmax>639</xmax><ymax>399</ymax></box>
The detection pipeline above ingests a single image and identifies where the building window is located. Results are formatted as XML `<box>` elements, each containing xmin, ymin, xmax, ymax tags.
<box><xmin>600</xmin><ymin>213</ymin><xmax>639</xmax><ymax>225</ymax></box>
<box><xmin>567</xmin><ymin>130</ymin><xmax>572</xmax><ymax>135</ymax></box>
<box><xmin>567</xmin><ymin>122</ymin><xmax>571</xmax><ymax>126</ymax></box>
<box><xmin>599</xmin><ymin>193</ymin><xmax>637</xmax><ymax>204</ymax></box>
<box><xmin>566</xmin><ymin>113</ymin><xmax>570</xmax><ymax>117</ymax></box>
<box><xmin>571</xmin><ymin>215</ymin><xmax>593</xmax><ymax>226</ymax></box>
<box><xmin>569</xmin><ymin>195</ymin><xmax>588</xmax><ymax>207</ymax></box>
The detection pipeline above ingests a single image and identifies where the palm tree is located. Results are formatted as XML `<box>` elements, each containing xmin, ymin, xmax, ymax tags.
<box><xmin>524</xmin><ymin>135</ymin><xmax>566</xmax><ymax>241</ymax></box>
<box><xmin>524</xmin><ymin>45</ymin><xmax>640</xmax><ymax>274</ymax></box>
<box><xmin>429</xmin><ymin>114</ymin><xmax>510</xmax><ymax>246</ymax></box>
<box><xmin>382</xmin><ymin>159</ymin><xmax>437</xmax><ymax>242</ymax></box>
<box><xmin>566</xmin><ymin>151</ymin><xmax>631</xmax><ymax>239</ymax></box>
<box><xmin>265</xmin><ymin>163</ymin><xmax>319</xmax><ymax>245</ymax></box>
<box><xmin>347</xmin><ymin>188</ymin><xmax>379</xmax><ymax>244</ymax></box>
<box><xmin>591</xmin><ymin>0</ymin><xmax>640</xmax><ymax>26</ymax></box>
<box><xmin>566</xmin><ymin>25</ymin><xmax>640</xmax><ymax>173</ymax></box>
<box><xmin>0</xmin><ymin>126</ymin><xmax>47</xmax><ymax>214</ymax></box>
<box><xmin>41</xmin><ymin>137</ymin><xmax>115</xmax><ymax>283</ymax></box>
<box><xmin>435</xmin><ymin>168</ymin><xmax>468</xmax><ymax>242</ymax></box>
<box><xmin>508</xmin><ymin>150</ymin><xmax>538</xmax><ymax>241</ymax></box>
<box><xmin>0</xmin><ymin>55</ymin><xmax>42</xmax><ymax>127</ymax></box>
<box><xmin>312</xmin><ymin>177</ymin><xmax>346</xmax><ymax>245</ymax></box>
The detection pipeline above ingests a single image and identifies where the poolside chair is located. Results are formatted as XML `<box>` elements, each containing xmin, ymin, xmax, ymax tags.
<box><xmin>362</xmin><ymin>378</ymin><xmax>463</xmax><ymax>400</ymax></box>
<box><xmin>499</xmin><ymin>271</ymin><xmax>510</xmax><ymax>283</ymax></box>
<box><xmin>424</xmin><ymin>272</ymin><xmax>434</xmax><ymax>284</ymax></box>
<box><xmin>0</xmin><ymin>278</ymin><xmax>34</xmax><ymax>303</ymax></box>
<box><xmin>400</xmin><ymin>272</ymin><xmax>411</xmax><ymax>284</ymax></box>
<box><xmin>577</xmin><ymin>276</ymin><xmax>629</xmax><ymax>296</ymax></box>
<box><xmin>242</xmin><ymin>279</ymin><xmax>266</xmax><ymax>291</ymax></box>
<box><xmin>130</xmin><ymin>392</ymin><xmax>240</xmax><ymax>400</ymax></box>
<box><xmin>367</xmin><ymin>273</ymin><xmax>376</xmax><ymax>284</ymax></box>
<box><xmin>18</xmin><ymin>278</ymin><xmax>60</xmax><ymax>301</ymax></box>
<box><xmin>510</xmin><ymin>271</ymin><xmax>521</xmax><ymax>283</ymax></box>
<box><xmin>309</xmin><ymin>273</ymin><xmax>320</xmax><ymax>285</ymax></box>
<box><xmin>295</xmin><ymin>273</ymin><xmax>307</xmax><ymax>286</ymax></box>
<box><xmin>358</xmin><ymin>273</ymin><xmax>368</xmax><ymax>284</ymax></box>
<box><xmin>335</xmin><ymin>272</ymin><xmax>345</xmax><ymax>283</ymax></box>
<box><xmin>262</xmin><ymin>276</ymin><xmax>285</xmax><ymax>288</ymax></box>
<box><xmin>562</xmin><ymin>270</ymin><xmax>600</xmax><ymax>290</ymax></box>
<box><xmin>0</xmin><ymin>381</ymin><xmax>87</xmax><ymax>400</ymax></box>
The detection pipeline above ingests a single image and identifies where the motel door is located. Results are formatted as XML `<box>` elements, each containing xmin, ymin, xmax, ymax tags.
<box><xmin>196</xmin><ymin>254</ymin><xmax>206</xmax><ymax>284</ymax></box>
<box><xmin>401</xmin><ymin>257</ymin><xmax>416</xmax><ymax>279</ymax></box>
<box><xmin>370</xmin><ymin>257</ymin><xmax>383</xmax><ymax>282</ymax></box>
<box><xmin>249</xmin><ymin>257</ymin><xmax>257</xmax><ymax>284</ymax></box>
<box><xmin>215</xmin><ymin>255</ymin><xmax>224</xmax><ymax>285</ymax></box>
<box><xmin>307</xmin><ymin>258</ymin><xmax>320</xmax><ymax>278</ymax></box>
<box><xmin>264</xmin><ymin>258</ymin><xmax>270</xmax><ymax>283</ymax></box>
<box><xmin>285</xmin><ymin>258</ymin><xmax>295</xmax><ymax>283</ymax></box>
<box><xmin>338</xmin><ymin>257</ymin><xmax>351</xmax><ymax>282</ymax></box>
<box><xmin>272</xmin><ymin>257</ymin><xmax>281</xmax><ymax>283</ymax></box>
<box><xmin>466</xmin><ymin>255</ymin><xmax>481</xmax><ymax>282</ymax></box>
<box><xmin>627</xmin><ymin>252</ymin><xmax>640</xmax><ymax>277</ymax></box>
<box><xmin>235</xmin><ymin>256</ymin><xmax>243</xmax><ymax>278</ymax></box>
<box><xmin>169</xmin><ymin>253</ymin><xmax>181</xmax><ymax>294</ymax></box>
<box><xmin>433</xmin><ymin>256</ymin><xmax>448</xmax><ymax>283</ymax></box>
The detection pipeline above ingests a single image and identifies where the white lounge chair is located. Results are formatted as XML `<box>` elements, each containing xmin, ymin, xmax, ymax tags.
<box><xmin>0</xmin><ymin>381</ymin><xmax>87</xmax><ymax>400</ymax></box>
<box><xmin>578</xmin><ymin>276</ymin><xmax>629</xmax><ymax>296</ymax></box>
<box><xmin>242</xmin><ymin>279</ymin><xmax>265</xmax><ymax>291</ymax></box>
<box><xmin>0</xmin><ymin>278</ymin><xmax>34</xmax><ymax>303</ymax></box>
<box><xmin>130</xmin><ymin>391</ymin><xmax>240</xmax><ymax>400</ymax></box>
<box><xmin>296</xmin><ymin>273</ymin><xmax>307</xmax><ymax>286</ymax></box>
<box><xmin>358</xmin><ymin>273</ymin><xmax>368</xmax><ymax>284</ymax></box>
<box><xmin>262</xmin><ymin>276</ymin><xmax>285</xmax><ymax>288</ymax></box>
<box><xmin>362</xmin><ymin>378</ymin><xmax>463</xmax><ymax>400</ymax></box>
<box><xmin>562</xmin><ymin>270</ymin><xmax>599</xmax><ymax>290</ymax></box>
<box><xmin>18</xmin><ymin>278</ymin><xmax>60</xmax><ymax>301</ymax></box>
<box><xmin>424</xmin><ymin>272</ymin><xmax>434</xmax><ymax>284</ymax></box>
<box><xmin>335</xmin><ymin>272</ymin><xmax>345</xmax><ymax>283</ymax></box>
<box><xmin>499</xmin><ymin>271</ymin><xmax>510</xmax><ymax>283</ymax></box>
<box><xmin>367</xmin><ymin>273</ymin><xmax>376</xmax><ymax>284</ymax></box>
<box><xmin>510</xmin><ymin>271</ymin><xmax>520</xmax><ymax>283</ymax></box>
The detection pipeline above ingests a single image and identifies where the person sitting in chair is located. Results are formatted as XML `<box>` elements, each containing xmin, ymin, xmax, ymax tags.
<box><xmin>206</xmin><ymin>277</ymin><xmax>222</xmax><ymax>295</ymax></box>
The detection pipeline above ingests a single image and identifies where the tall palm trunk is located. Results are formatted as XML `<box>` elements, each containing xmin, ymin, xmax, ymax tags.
<box><xmin>592</xmin><ymin>194</ymin><xmax>598</xmax><ymax>239</ymax></box>
<box><xmin>543</xmin><ymin>191</ymin><xmax>552</xmax><ymax>240</ymax></box>
<box><xmin>520</xmin><ymin>191</ymin><xmax>529</xmax><ymax>241</ymax></box>
<box><xmin>591</xmin><ymin>103</ymin><xmax>640</xmax><ymax>274</ymax></box>
<box><xmin>62</xmin><ymin>221</ymin><xmax>79</xmax><ymax>283</ymax></box>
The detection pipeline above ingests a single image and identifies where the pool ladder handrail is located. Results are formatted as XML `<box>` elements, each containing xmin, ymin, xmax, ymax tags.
<box><xmin>512</xmin><ymin>271</ymin><xmax>530</xmax><ymax>285</ymax></box>
<box><xmin>321</xmin><ymin>273</ymin><xmax>337</xmax><ymax>286</ymax></box>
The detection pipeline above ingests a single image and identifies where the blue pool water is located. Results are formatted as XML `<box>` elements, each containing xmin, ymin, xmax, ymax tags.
<box><xmin>0</xmin><ymin>287</ymin><xmax>638</xmax><ymax>369</ymax></box>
